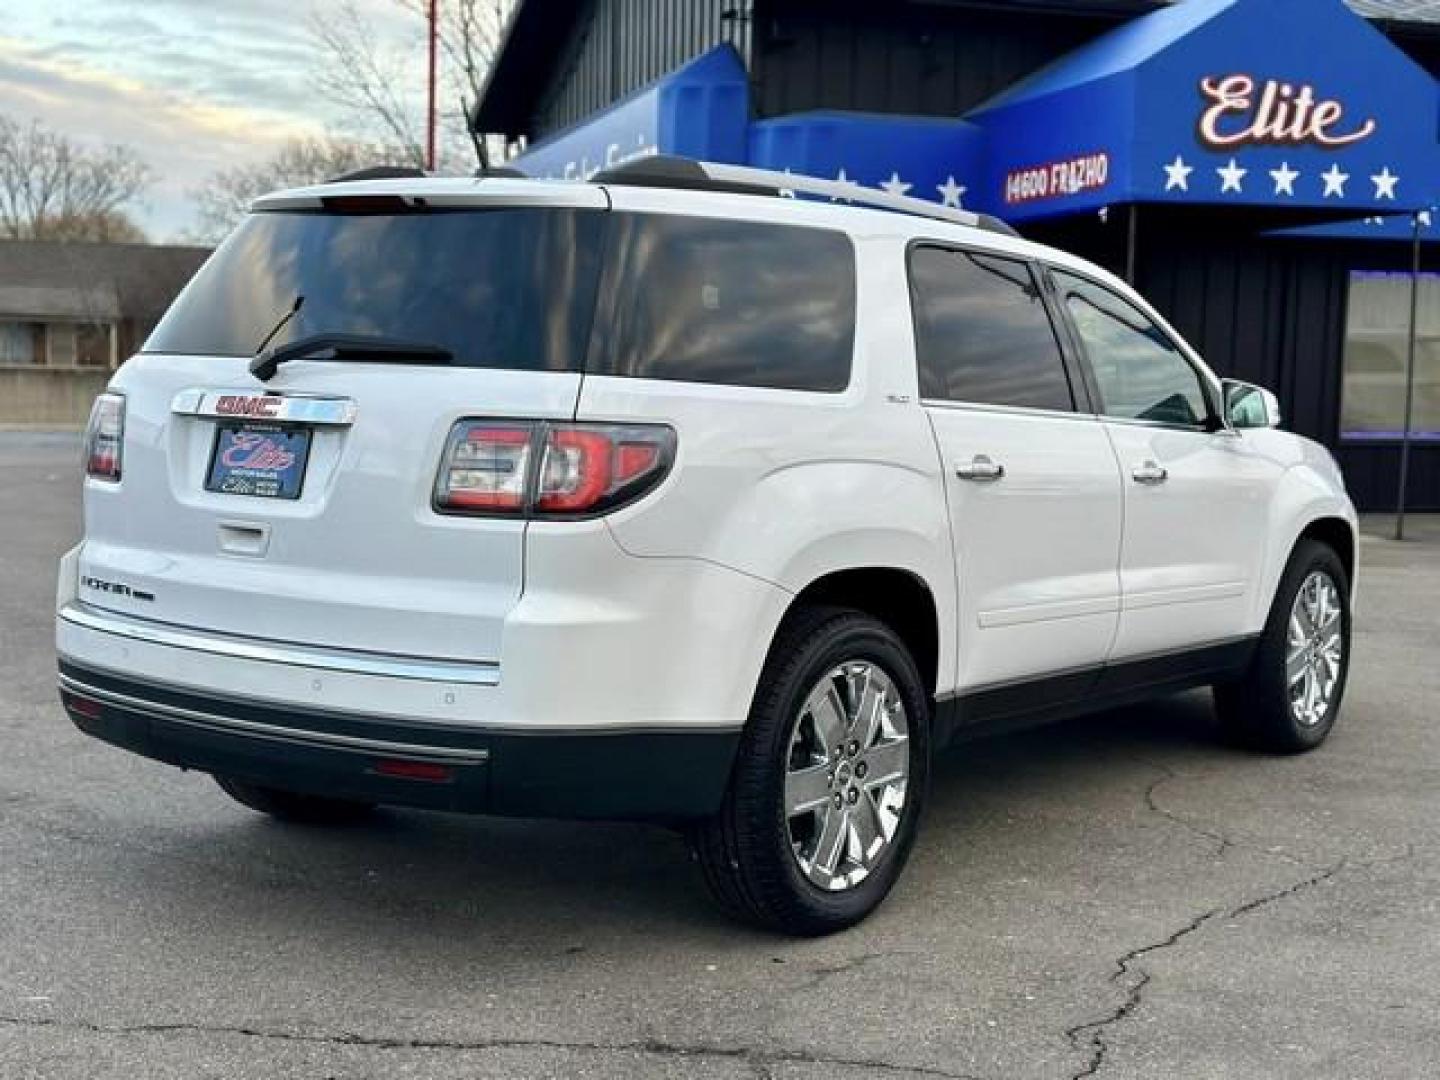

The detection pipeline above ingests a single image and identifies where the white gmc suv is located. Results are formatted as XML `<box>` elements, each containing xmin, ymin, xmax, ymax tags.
<box><xmin>56</xmin><ymin>158</ymin><xmax>1357</xmax><ymax>935</ymax></box>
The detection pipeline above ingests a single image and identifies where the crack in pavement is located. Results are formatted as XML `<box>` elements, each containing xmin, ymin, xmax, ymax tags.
<box><xmin>1140</xmin><ymin>763</ymin><xmax>1235</xmax><ymax>860</ymax></box>
<box><xmin>1062</xmin><ymin>861</ymin><xmax>1346</xmax><ymax>1080</ymax></box>
<box><xmin>1132</xmin><ymin>757</ymin><xmax>1309</xmax><ymax>866</ymax></box>
<box><xmin>0</xmin><ymin>1013</ymin><xmax>985</xmax><ymax>1080</ymax></box>
<box><xmin>790</xmin><ymin>950</ymin><xmax>899</xmax><ymax>992</ymax></box>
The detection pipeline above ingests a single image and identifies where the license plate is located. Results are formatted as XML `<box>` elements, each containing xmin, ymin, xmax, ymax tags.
<box><xmin>205</xmin><ymin>423</ymin><xmax>312</xmax><ymax>500</ymax></box>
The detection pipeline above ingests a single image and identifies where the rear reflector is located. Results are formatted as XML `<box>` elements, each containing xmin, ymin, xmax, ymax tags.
<box><xmin>62</xmin><ymin>692</ymin><xmax>103</xmax><ymax>719</ymax></box>
<box><xmin>84</xmin><ymin>392</ymin><xmax>125</xmax><ymax>482</ymax></box>
<box><xmin>373</xmin><ymin>759</ymin><xmax>455</xmax><ymax>783</ymax></box>
<box><xmin>434</xmin><ymin>420</ymin><xmax>675</xmax><ymax>519</ymax></box>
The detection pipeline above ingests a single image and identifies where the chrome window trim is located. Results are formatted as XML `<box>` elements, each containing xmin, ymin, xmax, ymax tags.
<box><xmin>58</xmin><ymin>672</ymin><xmax>492</xmax><ymax>763</ymax></box>
<box><xmin>1099</xmin><ymin>414</ymin><xmax>1217</xmax><ymax>435</ymax></box>
<box><xmin>171</xmin><ymin>389</ymin><xmax>357</xmax><ymax>426</ymax></box>
<box><xmin>59</xmin><ymin>602</ymin><xmax>501</xmax><ymax>686</ymax></box>
<box><xmin>921</xmin><ymin>398</ymin><xmax>1099</xmax><ymax>423</ymax></box>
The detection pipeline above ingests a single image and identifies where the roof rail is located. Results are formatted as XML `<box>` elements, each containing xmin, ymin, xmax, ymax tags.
<box><xmin>590</xmin><ymin>155</ymin><xmax>1018</xmax><ymax>237</ymax></box>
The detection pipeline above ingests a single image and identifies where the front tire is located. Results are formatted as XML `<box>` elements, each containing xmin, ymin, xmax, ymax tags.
<box><xmin>690</xmin><ymin>606</ymin><xmax>931</xmax><ymax>935</ymax></box>
<box><xmin>215</xmin><ymin>776</ymin><xmax>376</xmax><ymax>825</ymax></box>
<box><xmin>1214</xmin><ymin>540</ymin><xmax>1351</xmax><ymax>754</ymax></box>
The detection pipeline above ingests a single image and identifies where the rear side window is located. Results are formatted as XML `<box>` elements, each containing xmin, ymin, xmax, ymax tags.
<box><xmin>908</xmin><ymin>245</ymin><xmax>1074</xmax><ymax>412</ymax></box>
<box><xmin>144</xmin><ymin>208</ymin><xmax>606</xmax><ymax>371</ymax></box>
<box><xmin>591</xmin><ymin>213</ymin><xmax>855</xmax><ymax>392</ymax></box>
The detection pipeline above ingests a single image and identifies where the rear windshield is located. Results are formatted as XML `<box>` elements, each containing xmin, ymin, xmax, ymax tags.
<box><xmin>145</xmin><ymin>206</ymin><xmax>856</xmax><ymax>391</ymax></box>
<box><xmin>144</xmin><ymin>207</ymin><xmax>606</xmax><ymax>371</ymax></box>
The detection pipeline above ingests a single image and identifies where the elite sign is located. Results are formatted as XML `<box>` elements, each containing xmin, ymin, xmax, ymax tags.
<box><xmin>969</xmin><ymin>0</ymin><xmax>1439</xmax><ymax>221</ymax></box>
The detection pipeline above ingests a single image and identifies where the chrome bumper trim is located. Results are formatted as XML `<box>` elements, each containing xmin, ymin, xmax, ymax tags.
<box><xmin>58</xmin><ymin>602</ymin><xmax>501</xmax><ymax>686</ymax></box>
<box><xmin>58</xmin><ymin>672</ymin><xmax>491</xmax><ymax>764</ymax></box>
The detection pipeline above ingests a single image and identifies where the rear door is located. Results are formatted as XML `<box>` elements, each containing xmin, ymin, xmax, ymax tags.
<box><xmin>1050</xmin><ymin>268</ymin><xmax>1281</xmax><ymax>658</ymax></box>
<box><xmin>910</xmin><ymin>244</ymin><xmax>1124</xmax><ymax>692</ymax></box>
<box><xmin>82</xmin><ymin>185</ymin><xmax>609</xmax><ymax>662</ymax></box>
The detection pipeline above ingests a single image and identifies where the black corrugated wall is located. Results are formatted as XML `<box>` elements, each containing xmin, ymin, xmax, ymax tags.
<box><xmin>533</xmin><ymin>0</ymin><xmax>754</xmax><ymax>136</ymax></box>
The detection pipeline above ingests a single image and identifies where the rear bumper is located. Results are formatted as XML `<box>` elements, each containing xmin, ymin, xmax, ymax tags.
<box><xmin>59</xmin><ymin>661</ymin><xmax>739</xmax><ymax>821</ymax></box>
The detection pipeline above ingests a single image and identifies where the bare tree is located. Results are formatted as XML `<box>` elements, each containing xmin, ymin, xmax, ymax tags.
<box><xmin>191</xmin><ymin>136</ymin><xmax>410</xmax><ymax>242</ymax></box>
<box><xmin>0</xmin><ymin>113</ymin><xmax>151</xmax><ymax>242</ymax></box>
<box><xmin>310</xmin><ymin>0</ymin><xmax>511</xmax><ymax>172</ymax></box>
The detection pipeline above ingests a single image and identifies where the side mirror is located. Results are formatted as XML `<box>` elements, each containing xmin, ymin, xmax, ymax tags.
<box><xmin>1222</xmin><ymin>379</ymin><xmax>1282</xmax><ymax>430</ymax></box>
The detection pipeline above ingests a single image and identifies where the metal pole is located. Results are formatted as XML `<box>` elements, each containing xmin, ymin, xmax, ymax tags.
<box><xmin>1394</xmin><ymin>212</ymin><xmax>1422</xmax><ymax>542</ymax></box>
<box><xmin>426</xmin><ymin>0</ymin><xmax>438</xmax><ymax>171</ymax></box>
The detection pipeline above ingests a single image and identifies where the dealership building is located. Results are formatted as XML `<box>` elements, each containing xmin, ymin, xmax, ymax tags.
<box><xmin>472</xmin><ymin>0</ymin><xmax>1440</xmax><ymax>510</ymax></box>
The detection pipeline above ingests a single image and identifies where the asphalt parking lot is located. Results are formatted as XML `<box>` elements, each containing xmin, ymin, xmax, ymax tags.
<box><xmin>2</xmin><ymin>430</ymin><xmax>1437</xmax><ymax>1080</ymax></box>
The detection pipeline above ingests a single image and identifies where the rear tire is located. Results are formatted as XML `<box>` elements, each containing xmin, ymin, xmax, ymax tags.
<box><xmin>215</xmin><ymin>776</ymin><xmax>376</xmax><ymax>825</ymax></box>
<box><xmin>690</xmin><ymin>605</ymin><xmax>931</xmax><ymax>935</ymax></box>
<box><xmin>1214</xmin><ymin>540</ymin><xmax>1351</xmax><ymax>754</ymax></box>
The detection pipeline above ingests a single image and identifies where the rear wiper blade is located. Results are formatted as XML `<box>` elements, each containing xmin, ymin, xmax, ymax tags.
<box><xmin>251</xmin><ymin>333</ymin><xmax>454</xmax><ymax>381</ymax></box>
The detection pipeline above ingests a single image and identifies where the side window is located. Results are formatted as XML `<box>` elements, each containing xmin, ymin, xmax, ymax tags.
<box><xmin>908</xmin><ymin>245</ymin><xmax>1074</xmax><ymax>412</ymax></box>
<box><xmin>1055</xmin><ymin>272</ymin><xmax>1211</xmax><ymax>429</ymax></box>
<box><xmin>595</xmin><ymin>213</ymin><xmax>855</xmax><ymax>392</ymax></box>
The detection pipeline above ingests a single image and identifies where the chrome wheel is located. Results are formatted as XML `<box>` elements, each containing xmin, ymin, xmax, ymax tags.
<box><xmin>1287</xmin><ymin>570</ymin><xmax>1344</xmax><ymax>728</ymax></box>
<box><xmin>784</xmin><ymin>661</ymin><xmax>910</xmax><ymax>892</ymax></box>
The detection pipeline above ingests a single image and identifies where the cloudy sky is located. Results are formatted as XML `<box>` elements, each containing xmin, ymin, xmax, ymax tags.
<box><xmin>2</xmin><ymin>0</ymin><xmax>429</xmax><ymax>240</ymax></box>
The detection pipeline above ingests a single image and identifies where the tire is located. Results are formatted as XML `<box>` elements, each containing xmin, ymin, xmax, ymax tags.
<box><xmin>1214</xmin><ymin>540</ymin><xmax>1351</xmax><ymax>754</ymax></box>
<box><xmin>215</xmin><ymin>776</ymin><xmax>376</xmax><ymax>825</ymax></box>
<box><xmin>690</xmin><ymin>605</ymin><xmax>931</xmax><ymax>935</ymax></box>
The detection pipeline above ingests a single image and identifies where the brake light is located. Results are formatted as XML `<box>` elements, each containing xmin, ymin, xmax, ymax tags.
<box><xmin>434</xmin><ymin>420</ymin><xmax>675</xmax><ymax>518</ymax></box>
<box><xmin>85</xmin><ymin>392</ymin><xmax>125</xmax><ymax>482</ymax></box>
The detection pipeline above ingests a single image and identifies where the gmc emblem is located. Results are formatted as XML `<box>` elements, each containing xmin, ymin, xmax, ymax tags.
<box><xmin>215</xmin><ymin>395</ymin><xmax>281</xmax><ymax>418</ymax></box>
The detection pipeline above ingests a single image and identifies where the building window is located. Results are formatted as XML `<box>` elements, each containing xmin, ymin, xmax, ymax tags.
<box><xmin>0</xmin><ymin>322</ymin><xmax>41</xmax><ymax>365</ymax></box>
<box><xmin>1341</xmin><ymin>272</ymin><xmax>1440</xmax><ymax>441</ymax></box>
<box><xmin>46</xmin><ymin>324</ymin><xmax>78</xmax><ymax>366</ymax></box>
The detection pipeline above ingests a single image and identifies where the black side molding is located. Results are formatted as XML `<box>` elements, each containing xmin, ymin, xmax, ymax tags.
<box><xmin>935</xmin><ymin>636</ymin><xmax>1259</xmax><ymax>747</ymax></box>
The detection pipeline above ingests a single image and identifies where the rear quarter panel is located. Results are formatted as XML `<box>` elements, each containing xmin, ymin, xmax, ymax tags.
<box><xmin>575</xmin><ymin>211</ymin><xmax>957</xmax><ymax>693</ymax></box>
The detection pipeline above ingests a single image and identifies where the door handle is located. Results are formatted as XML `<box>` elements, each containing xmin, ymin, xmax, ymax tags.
<box><xmin>956</xmin><ymin>455</ymin><xmax>1005</xmax><ymax>482</ymax></box>
<box><xmin>1132</xmin><ymin>460</ymin><xmax>1169</xmax><ymax>485</ymax></box>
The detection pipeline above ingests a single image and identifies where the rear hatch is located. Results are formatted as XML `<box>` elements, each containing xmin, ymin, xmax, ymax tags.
<box><xmin>81</xmin><ymin>181</ymin><xmax>609</xmax><ymax>663</ymax></box>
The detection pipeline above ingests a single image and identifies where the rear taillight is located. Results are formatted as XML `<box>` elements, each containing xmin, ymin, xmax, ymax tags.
<box><xmin>434</xmin><ymin>420</ymin><xmax>675</xmax><ymax>519</ymax></box>
<box><xmin>436</xmin><ymin>423</ymin><xmax>533</xmax><ymax>514</ymax></box>
<box><xmin>85</xmin><ymin>392</ymin><xmax>125</xmax><ymax>482</ymax></box>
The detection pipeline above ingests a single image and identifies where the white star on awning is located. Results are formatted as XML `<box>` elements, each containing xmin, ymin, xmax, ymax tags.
<box><xmin>1216</xmin><ymin>159</ymin><xmax>1247</xmax><ymax>194</ymax></box>
<box><xmin>1321</xmin><ymin>164</ymin><xmax>1350</xmax><ymax>198</ymax></box>
<box><xmin>936</xmin><ymin>175</ymin><xmax>966</xmax><ymax>207</ymax></box>
<box><xmin>1269</xmin><ymin>163</ymin><xmax>1299</xmax><ymax>197</ymax></box>
<box><xmin>1371</xmin><ymin>167</ymin><xmax>1399</xmax><ymax>201</ymax></box>
<box><xmin>880</xmin><ymin>172</ymin><xmax>912</xmax><ymax>196</ymax></box>
<box><xmin>1162</xmin><ymin>155</ymin><xmax>1193</xmax><ymax>192</ymax></box>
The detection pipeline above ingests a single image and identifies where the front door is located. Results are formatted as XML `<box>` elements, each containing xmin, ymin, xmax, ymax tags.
<box><xmin>1052</xmin><ymin>269</ymin><xmax>1281</xmax><ymax>659</ymax></box>
<box><xmin>910</xmin><ymin>245</ymin><xmax>1123</xmax><ymax>692</ymax></box>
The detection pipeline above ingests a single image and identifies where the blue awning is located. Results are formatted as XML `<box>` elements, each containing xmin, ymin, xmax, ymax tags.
<box><xmin>511</xmin><ymin>45</ymin><xmax>749</xmax><ymax>180</ymax></box>
<box><xmin>968</xmin><ymin>0</ymin><xmax>1440</xmax><ymax>222</ymax></box>
<box><xmin>747</xmin><ymin>112</ymin><xmax>985</xmax><ymax>212</ymax></box>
